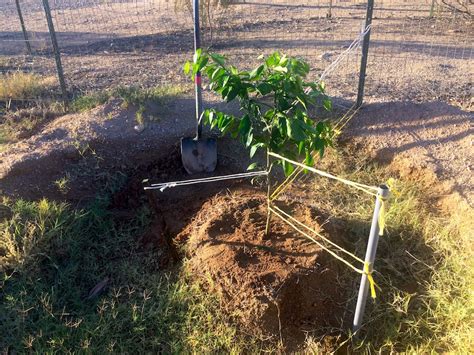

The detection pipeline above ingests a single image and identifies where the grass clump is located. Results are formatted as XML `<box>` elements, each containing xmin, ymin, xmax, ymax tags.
<box><xmin>0</xmin><ymin>192</ymin><xmax>261</xmax><ymax>353</ymax></box>
<box><xmin>70</xmin><ymin>91</ymin><xmax>110</xmax><ymax>112</ymax></box>
<box><xmin>0</xmin><ymin>104</ymin><xmax>63</xmax><ymax>151</ymax></box>
<box><xmin>0</xmin><ymin>72</ymin><xmax>55</xmax><ymax>101</ymax></box>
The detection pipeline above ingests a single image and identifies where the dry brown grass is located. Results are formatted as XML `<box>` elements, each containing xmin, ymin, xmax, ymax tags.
<box><xmin>0</xmin><ymin>72</ymin><xmax>56</xmax><ymax>100</ymax></box>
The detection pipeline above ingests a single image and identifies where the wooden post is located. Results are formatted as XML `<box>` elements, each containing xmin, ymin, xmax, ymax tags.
<box><xmin>42</xmin><ymin>0</ymin><xmax>68</xmax><ymax>107</ymax></box>
<box><xmin>15</xmin><ymin>0</ymin><xmax>32</xmax><ymax>55</ymax></box>
<box><xmin>356</xmin><ymin>0</ymin><xmax>374</xmax><ymax>108</ymax></box>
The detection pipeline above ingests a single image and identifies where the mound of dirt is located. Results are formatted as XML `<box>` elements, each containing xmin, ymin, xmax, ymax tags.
<box><xmin>177</xmin><ymin>191</ymin><xmax>344</xmax><ymax>348</ymax></box>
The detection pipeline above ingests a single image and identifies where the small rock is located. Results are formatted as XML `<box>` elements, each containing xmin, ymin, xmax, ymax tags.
<box><xmin>319</xmin><ymin>52</ymin><xmax>332</xmax><ymax>61</ymax></box>
<box><xmin>134</xmin><ymin>123</ymin><xmax>145</xmax><ymax>133</ymax></box>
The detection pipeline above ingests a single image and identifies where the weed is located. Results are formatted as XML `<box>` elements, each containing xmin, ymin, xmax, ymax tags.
<box><xmin>54</xmin><ymin>174</ymin><xmax>70</xmax><ymax>194</ymax></box>
<box><xmin>70</xmin><ymin>91</ymin><xmax>110</xmax><ymax>112</ymax></box>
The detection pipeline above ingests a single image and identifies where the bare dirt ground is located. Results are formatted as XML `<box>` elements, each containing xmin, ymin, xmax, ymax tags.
<box><xmin>1</xmin><ymin>1</ymin><xmax>472</xmax><ymax>107</ymax></box>
<box><xmin>345</xmin><ymin>101</ymin><xmax>474</xmax><ymax>208</ymax></box>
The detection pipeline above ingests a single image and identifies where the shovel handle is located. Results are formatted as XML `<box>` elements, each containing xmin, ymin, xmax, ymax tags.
<box><xmin>194</xmin><ymin>0</ymin><xmax>203</xmax><ymax>139</ymax></box>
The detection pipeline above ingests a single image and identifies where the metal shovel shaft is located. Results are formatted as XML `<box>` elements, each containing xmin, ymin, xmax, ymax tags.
<box><xmin>194</xmin><ymin>0</ymin><xmax>203</xmax><ymax>139</ymax></box>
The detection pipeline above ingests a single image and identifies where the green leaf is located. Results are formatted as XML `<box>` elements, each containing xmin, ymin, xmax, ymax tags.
<box><xmin>183</xmin><ymin>61</ymin><xmax>191</xmax><ymax>75</ymax></box>
<box><xmin>225</xmin><ymin>86</ymin><xmax>239</xmax><ymax>102</ymax></box>
<box><xmin>256</xmin><ymin>83</ymin><xmax>273</xmax><ymax>96</ymax></box>
<box><xmin>246</xmin><ymin>130</ymin><xmax>254</xmax><ymax>147</ymax></box>
<box><xmin>195</xmin><ymin>56</ymin><xmax>209</xmax><ymax>74</ymax></box>
<box><xmin>249</xmin><ymin>65</ymin><xmax>264</xmax><ymax>80</ymax></box>
<box><xmin>323</xmin><ymin>98</ymin><xmax>332</xmax><ymax>111</ymax></box>
<box><xmin>210</xmin><ymin>53</ymin><xmax>225</xmax><ymax>66</ymax></box>
<box><xmin>305</xmin><ymin>150</ymin><xmax>314</xmax><ymax>167</ymax></box>
<box><xmin>247</xmin><ymin>162</ymin><xmax>258</xmax><ymax>171</ymax></box>
<box><xmin>298</xmin><ymin>141</ymin><xmax>305</xmax><ymax>155</ymax></box>
<box><xmin>211</xmin><ymin>67</ymin><xmax>225</xmax><ymax>80</ymax></box>
<box><xmin>238</xmin><ymin>115</ymin><xmax>251</xmax><ymax>136</ymax></box>
<box><xmin>273</xmin><ymin>66</ymin><xmax>288</xmax><ymax>73</ymax></box>
<box><xmin>282</xmin><ymin>160</ymin><xmax>294</xmax><ymax>176</ymax></box>
<box><xmin>316</xmin><ymin>121</ymin><xmax>326</xmax><ymax>133</ymax></box>
<box><xmin>193</xmin><ymin>48</ymin><xmax>202</xmax><ymax>63</ymax></box>
<box><xmin>250</xmin><ymin>143</ymin><xmax>264</xmax><ymax>158</ymax></box>
<box><xmin>286</xmin><ymin>119</ymin><xmax>306</xmax><ymax>141</ymax></box>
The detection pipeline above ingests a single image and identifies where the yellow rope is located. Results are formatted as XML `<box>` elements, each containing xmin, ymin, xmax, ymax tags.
<box><xmin>334</xmin><ymin>103</ymin><xmax>360</xmax><ymax>133</ymax></box>
<box><xmin>269</xmin><ymin>205</ymin><xmax>364</xmax><ymax>264</ymax></box>
<box><xmin>270</xmin><ymin>206</ymin><xmax>362</xmax><ymax>273</ymax></box>
<box><xmin>269</xmin><ymin>207</ymin><xmax>377</xmax><ymax>298</ymax></box>
<box><xmin>270</xmin><ymin>206</ymin><xmax>379</xmax><ymax>298</ymax></box>
<box><xmin>270</xmin><ymin>168</ymin><xmax>304</xmax><ymax>201</ymax></box>
<box><xmin>268</xmin><ymin>152</ymin><xmax>379</xmax><ymax>196</ymax></box>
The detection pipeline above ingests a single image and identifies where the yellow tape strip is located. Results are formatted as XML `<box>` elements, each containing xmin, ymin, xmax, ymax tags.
<box><xmin>378</xmin><ymin>196</ymin><xmax>386</xmax><ymax>236</ymax></box>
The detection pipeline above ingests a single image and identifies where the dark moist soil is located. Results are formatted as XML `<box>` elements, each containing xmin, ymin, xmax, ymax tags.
<box><xmin>110</xmin><ymin>149</ymin><xmax>346</xmax><ymax>351</ymax></box>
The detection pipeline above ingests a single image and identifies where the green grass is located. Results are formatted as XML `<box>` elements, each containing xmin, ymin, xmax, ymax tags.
<box><xmin>0</xmin><ymin>194</ymin><xmax>263</xmax><ymax>353</ymax></box>
<box><xmin>0</xmin><ymin>146</ymin><xmax>472</xmax><ymax>353</ymax></box>
<box><xmin>300</xmin><ymin>147</ymin><xmax>473</xmax><ymax>353</ymax></box>
<box><xmin>70</xmin><ymin>91</ymin><xmax>110</xmax><ymax>112</ymax></box>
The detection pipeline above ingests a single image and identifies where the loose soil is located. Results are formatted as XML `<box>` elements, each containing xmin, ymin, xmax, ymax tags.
<box><xmin>178</xmin><ymin>192</ymin><xmax>344</xmax><ymax>347</ymax></box>
<box><xmin>106</xmin><ymin>149</ymin><xmax>345</xmax><ymax>350</ymax></box>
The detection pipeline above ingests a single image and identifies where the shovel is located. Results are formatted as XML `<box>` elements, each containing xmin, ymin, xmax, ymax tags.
<box><xmin>181</xmin><ymin>0</ymin><xmax>217</xmax><ymax>174</ymax></box>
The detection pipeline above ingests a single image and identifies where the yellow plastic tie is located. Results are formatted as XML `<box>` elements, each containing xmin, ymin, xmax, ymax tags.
<box><xmin>364</xmin><ymin>262</ymin><xmax>377</xmax><ymax>299</ymax></box>
<box><xmin>378</xmin><ymin>195</ymin><xmax>386</xmax><ymax>236</ymax></box>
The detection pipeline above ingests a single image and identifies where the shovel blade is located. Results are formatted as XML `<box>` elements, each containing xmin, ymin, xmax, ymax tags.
<box><xmin>181</xmin><ymin>137</ymin><xmax>217</xmax><ymax>174</ymax></box>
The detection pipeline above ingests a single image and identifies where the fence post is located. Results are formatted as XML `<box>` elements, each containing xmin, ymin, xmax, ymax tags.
<box><xmin>356</xmin><ymin>0</ymin><xmax>374</xmax><ymax>108</ymax></box>
<box><xmin>429</xmin><ymin>0</ymin><xmax>436</xmax><ymax>17</ymax></box>
<box><xmin>15</xmin><ymin>0</ymin><xmax>32</xmax><ymax>55</ymax></box>
<box><xmin>42</xmin><ymin>0</ymin><xmax>68</xmax><ymax>107</ymax></box>
<box><xmin>327</xmin><ymin>0</ymin><xmax>333</xmax><ymax>18</ymax></box>
<box><xmin>352</xmin><ymin>184</ymin><xmax>389</xmax><ymax>332</ymax></box>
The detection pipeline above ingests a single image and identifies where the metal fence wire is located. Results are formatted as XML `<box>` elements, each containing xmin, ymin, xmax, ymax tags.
<box><xmin>0</xmin><ymin>0</ymin><xmax>473</xmax><ymax>108</ymax></box>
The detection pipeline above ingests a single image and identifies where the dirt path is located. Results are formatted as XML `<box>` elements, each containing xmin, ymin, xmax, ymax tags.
<box><xmin>344</xmin><ymin>101</ymin><xmax>473</xmax><ymax>207</ymax></box>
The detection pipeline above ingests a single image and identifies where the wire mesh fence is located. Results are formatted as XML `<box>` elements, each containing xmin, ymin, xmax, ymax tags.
<box><xmin>0</xmin><ymin>0</ymin><xmax>472</xmax><ymax>109</ymax></box>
